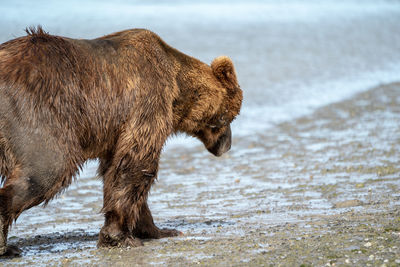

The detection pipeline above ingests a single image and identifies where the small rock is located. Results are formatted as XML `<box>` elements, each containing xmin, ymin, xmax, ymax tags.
<box><xmin>364</xmin><ymin>242</ymin><xmax>372</xmax><ymax>248</ymax></box>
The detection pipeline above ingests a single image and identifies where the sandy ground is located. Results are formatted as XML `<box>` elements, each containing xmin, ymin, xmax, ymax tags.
<box><xmin>1</xmin><ymin>83</ymin><xmax>399</xmax><ymax>266</ymax></box>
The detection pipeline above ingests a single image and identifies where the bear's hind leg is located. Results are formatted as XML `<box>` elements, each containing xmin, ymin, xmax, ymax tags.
<box><xmin>0</xmin><ymin>180</ymin><xmax>29</xmax><ymax>257</ymax></box>
<box><xmin>132</xmin><ymin>202</ymin><xmax>181</xmax><ymax>239</ymax></box>
<box><xmin>0</xmin><ymin>187</ymin><xmax>13</xmax><ymax>256</ymax></box>
<box><xmin>0</xmin><ymin>166</ymin><xmax>76</xmax><ymax>256</ymax></box>
<box><xmin>0</xmin><ymin>138</ymin><xmax>22</xmax><ymax>256</ymax></box>
<box><xmin>0</xmin><ymin>187</ymin><xmax>21</xmax><ymax>257</ymax></box>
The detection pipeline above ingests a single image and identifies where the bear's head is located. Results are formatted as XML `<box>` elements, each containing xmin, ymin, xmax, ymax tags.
<box><xmin>174</xmin><ymin>56</ymin><xmax>242</xmax><ymax>157</ymax></box>
<box><xmin>202</xmin><ymin>56</ymin><xmax>242</xmax><ymax>156</ymax></box>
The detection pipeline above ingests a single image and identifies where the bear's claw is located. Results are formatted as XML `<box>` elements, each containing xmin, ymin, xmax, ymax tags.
<box><xmin>158</xmin><ymin>228</ymin><xmax>183</xmax><ymax>238</ymax></box>
<box><xmin>98</xmin><ymin>232</ymin><xmax>143</xmax><ymax>248</ymax></box>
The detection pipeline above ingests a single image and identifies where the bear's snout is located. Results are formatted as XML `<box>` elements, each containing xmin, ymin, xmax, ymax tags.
<box><xmin>208</xmin><ymin>126</ymin><xmax>232</xmax><ymax>157</ymax></box>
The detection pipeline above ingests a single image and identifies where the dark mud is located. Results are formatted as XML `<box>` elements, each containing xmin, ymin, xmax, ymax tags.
<box><xmin>1</xmin><ymin>84</ymin><xmax>400</xmax><ymax>266</ymax></box>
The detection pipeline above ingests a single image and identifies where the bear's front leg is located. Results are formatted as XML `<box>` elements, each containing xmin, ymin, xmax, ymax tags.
<box><xmin>97</xmin><ymin>97</ymin><xmax>175</xmax><ymax>248</ymax></box>
<box><xmin>98</xmin><ymin>150</ymin><xmax>161</xmax><ymax>248</ymax></box>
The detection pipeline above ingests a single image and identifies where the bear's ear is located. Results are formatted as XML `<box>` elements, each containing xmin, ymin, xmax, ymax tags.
<box><xmin>211</xmin><ymin>56</ymin><xmax>239</xmax><ymax>93</ymax></box>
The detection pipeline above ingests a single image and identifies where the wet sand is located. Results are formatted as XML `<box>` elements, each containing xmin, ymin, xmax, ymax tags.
<box><xmin>1</xmin><ymin>83</ymin><xmax>399</xmax><ymax>266</ymax></box>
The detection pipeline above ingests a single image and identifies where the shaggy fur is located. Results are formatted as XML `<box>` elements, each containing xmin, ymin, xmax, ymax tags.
<box><xmin>0</xmin><ymin>26</ymin><xmax>242</xmax><ymax>255</ymax></box>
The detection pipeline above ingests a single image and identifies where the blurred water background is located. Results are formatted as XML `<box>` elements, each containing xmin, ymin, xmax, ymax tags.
<box><xmin>1</xmin><ymin>0</ymin><xmax>399</xmax><ymax>142</ymax></box>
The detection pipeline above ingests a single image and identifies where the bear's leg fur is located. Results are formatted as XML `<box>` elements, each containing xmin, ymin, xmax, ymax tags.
<box><xmin>0</xmin><ymin>162</ymin><xmax>36</xmax><ymax>257</ymax></box>
<box><xmin>132</xmin><ymin>202</ymin><xmax>181</xmax><ymax>239</ymax></box>
<box><xmin>0</xmin><ymin>186</ymin><xmax>22</xmax><ymax>257</ymax></box>
<box><xmin>0</xmin><ymin>162</ymin><xmax>76</xmax><ymax>256</ymax></box>
<box><xmin>98</xmin><ymin>154</ymin><xmax>180</xmax><ymax>243</ymax></box>
<box><xmin>0</xmin><ymin>187</ymin><xmax>12</xmax><ymax>256</ymax></box>
<box><xmin>0</xmin><ymin>177</ymin><xmax>44</xmax><ymax>257</ymax></box>
<box><xmin>97</xmin><ymin>105</ymin><xmax>174</xmax><ymax>247</ymax></box>
<box><xmin>98</xmin><ymin>156</ymin><xmax>142</xmax><ymax>247</ymax></box>
<box><xmin>98</xmin><ymin>151</ymin><xmax>159</xmax><ymax>247</ymax></box>
<box><xmin>98</xmin><ymin>210</ymin><xmax>143</xmax><ymax>247</ymax></box>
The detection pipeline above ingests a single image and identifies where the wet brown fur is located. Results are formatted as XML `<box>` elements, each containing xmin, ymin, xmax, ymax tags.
<box><xmin>0</xmin><ymin>26</ymin><xmax>242</xmax><ymax>253</ymax></box>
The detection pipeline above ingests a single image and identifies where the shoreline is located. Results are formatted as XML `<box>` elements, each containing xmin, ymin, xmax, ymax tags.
<box><xmin>2</xmin><ymin>81</ymin><xmax>399</xmax><ymax>266</ymax></box>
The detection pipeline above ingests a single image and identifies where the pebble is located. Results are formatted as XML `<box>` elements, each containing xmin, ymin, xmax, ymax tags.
<box><xmin>364</xmin><ymin>242</ymin><xmax>372</xmax><ymax>247</ymax></box>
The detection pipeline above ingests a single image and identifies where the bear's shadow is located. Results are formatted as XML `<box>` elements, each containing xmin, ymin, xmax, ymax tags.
<box><xmin>4</xmin><ymin>230</ymin><xmax>99</xmax><ymax>258</ymax></box>
<box><xmin>2</xmin><ymin>219</ymin><xmax>235</xmax><ymax>258</ymax></box>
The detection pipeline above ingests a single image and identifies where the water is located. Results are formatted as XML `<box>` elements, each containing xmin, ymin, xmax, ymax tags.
<box><xmin>1</xmin><ymin>1</ymin><xmax>400</xmax><ymax>264</ymax></box>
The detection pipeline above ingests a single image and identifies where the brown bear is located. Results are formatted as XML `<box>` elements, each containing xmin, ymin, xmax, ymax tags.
<box><xmin>0</xmin><ymin>26</ymin><xmax>242</xmax><ymax>256</ymax></box>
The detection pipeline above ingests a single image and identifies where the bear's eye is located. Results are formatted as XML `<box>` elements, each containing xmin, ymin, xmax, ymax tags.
<box><xmin>207</xmin><ymin>124</ymin><xmax>221</xmax><ymax>134</ymax></box>
<box><xmin>219</xmin><ymin>115</ymin><xmax>229</xmax><ymax>126</ymax></box>
<box><xmin>208</xmin><ymin>114</ymin><xmax>227</xmax><ymax>128</ymax></box>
